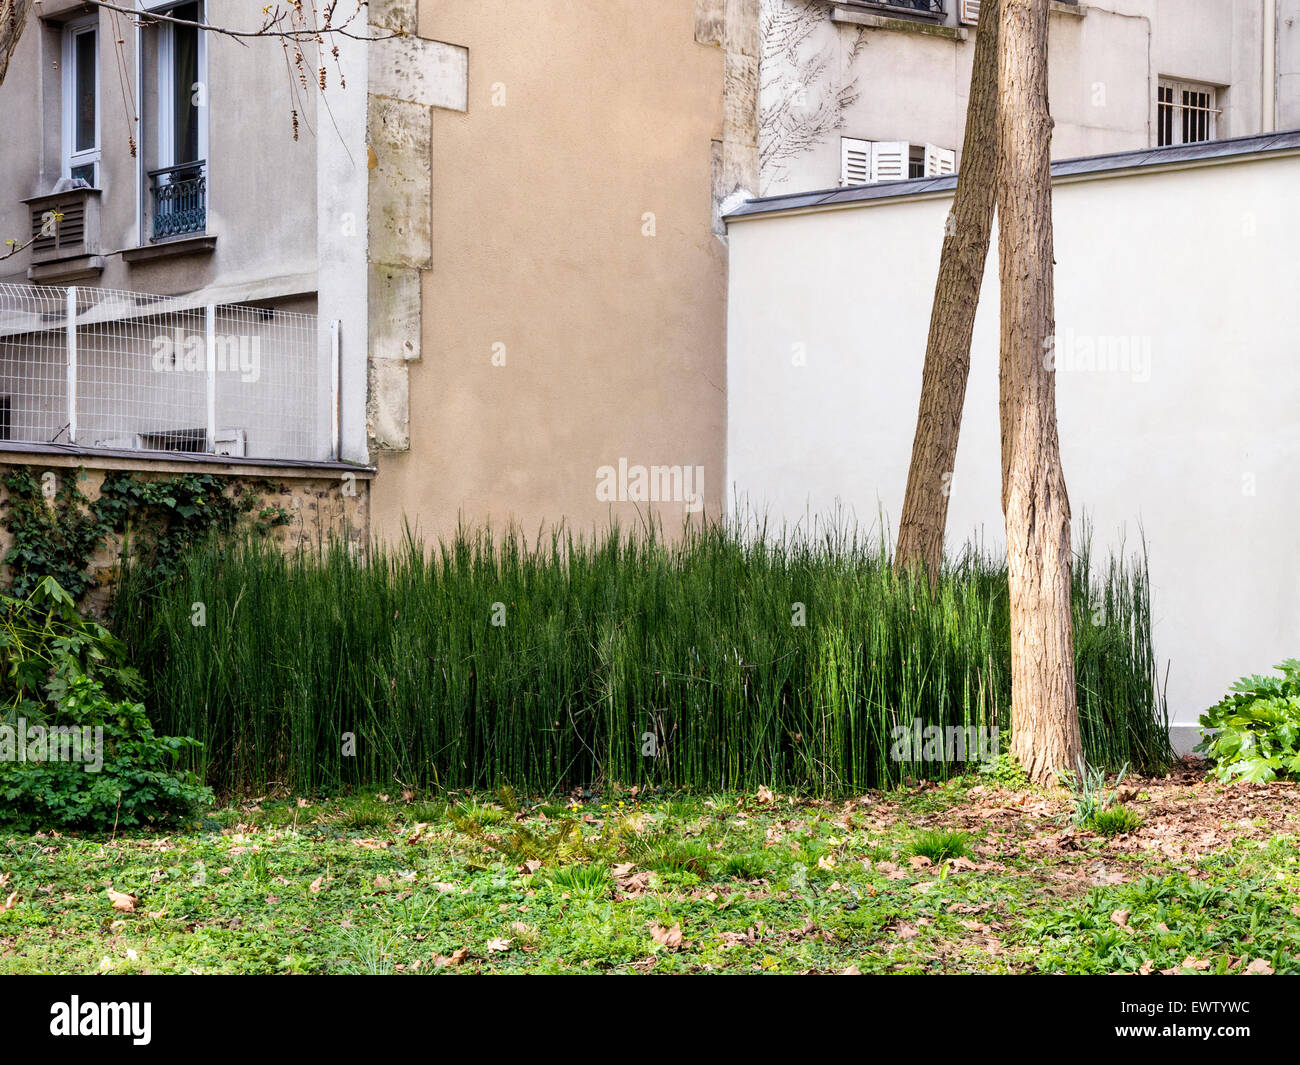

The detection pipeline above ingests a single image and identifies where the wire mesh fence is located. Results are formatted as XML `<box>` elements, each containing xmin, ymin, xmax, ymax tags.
<box><xmin>0</xmin><ymin>282</ymin><xmax>336</xmax><ymax>461</ymax></box>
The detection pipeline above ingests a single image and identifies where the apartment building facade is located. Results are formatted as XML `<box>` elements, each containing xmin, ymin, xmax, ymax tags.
<box><xmin>762</xmin><ymin>0</ymin><xmax>1300</xmax><ymax>194</ymax></box>
<box><xmin>0</xmin><ymin>0</ymin><xmax>755</xmax><ymax>544</ymax></box>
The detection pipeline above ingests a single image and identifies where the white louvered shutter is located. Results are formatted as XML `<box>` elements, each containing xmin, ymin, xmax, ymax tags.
<box><xmin>870</xmin><ymin>141</ymin><xmax>909</xmax><ymax>182</ymax></box>
<box><xmin>840</xmin><ymin>137</ymin><xmax>871</xmax><ymax>186</ymax></box>
<box><xmin>959</xmin><ymin>0</ymin><xmax>982</xmax><ymax>26</ymax></box>
<box><xmin>924</xmin><ymin>144</ymin><xmax>956</xmax><ymax>176</ymax></box>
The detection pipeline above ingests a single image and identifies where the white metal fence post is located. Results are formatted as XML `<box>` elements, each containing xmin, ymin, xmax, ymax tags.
<box><xmin>65</xmin><ymin>286</ymin><xmax>77</xmax><ymax>444</ymax></box>
<box><xmin>205</xmin><ymin>304</ymin><xmax>217</xmax><ymax>453</ymax></box>
<box><xmin>330</xmin><ymin>319</ymin><xmax>341</xmax><ymax>460</ymax></box>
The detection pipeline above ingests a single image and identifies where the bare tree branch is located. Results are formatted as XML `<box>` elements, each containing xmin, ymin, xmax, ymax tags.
<box><xmin>80</xmin><ymin>0</ymin><xmax>399</xmax><ymax>44</ymax></box>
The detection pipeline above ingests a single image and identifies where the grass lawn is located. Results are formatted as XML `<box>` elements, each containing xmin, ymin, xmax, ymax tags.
<box><xmin>1</xmin><ymin>763</ymin><xmax>1296</xmax><ymax>975</ymax></box>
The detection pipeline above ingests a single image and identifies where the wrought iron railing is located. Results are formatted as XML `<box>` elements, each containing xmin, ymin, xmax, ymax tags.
<box><xmin>149</xmin><ymin>161</ymin><xmax>207</xmax><ymax>240</ymax></box>
<box><xmin>856</xmin><ymin>1</ymin><xmax>946</xmax><ymax>18</ymax></box>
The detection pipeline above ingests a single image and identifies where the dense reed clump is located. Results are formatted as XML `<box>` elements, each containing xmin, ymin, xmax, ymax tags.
<box><xmin>112</xmin><ymin>521</ymin><xmax>1171</xmax><ymax>796</ymax></box>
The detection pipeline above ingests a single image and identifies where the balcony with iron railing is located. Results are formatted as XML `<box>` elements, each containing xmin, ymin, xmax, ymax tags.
<box><xmin>148</xmin><ymin>161</ymin><xmax>207</xmax><ymax>241</ymax></box>
<box><xmin>843</xmin><ymin>1</ymin><xmax>946</xmax><ymax>20</ymax></box>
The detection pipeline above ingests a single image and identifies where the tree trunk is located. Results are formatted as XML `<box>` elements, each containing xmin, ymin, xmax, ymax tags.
<box><xmin>0</xmin><ymin>1</ymin><xmax>34</xmax><ymax>88</ymax></box>
<box><xmin>894</xmin><ymin>0</ymin><xmax>1001</xmax><ymax>583</ymax></box>
<box><xmin>997</xmin><ymin>0</ymin><xmax>1082</xmax><ymax>784</ymax></box>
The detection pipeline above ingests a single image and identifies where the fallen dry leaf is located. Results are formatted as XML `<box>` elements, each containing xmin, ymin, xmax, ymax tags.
<box><xmin>2</xmin><ymin>891</ymin><xmax>17</xmax><ymax>912</ymax></box>
<box><xmin>309</xmin><ymin>876</ymin><xmax>325</xmax><ymax>894</ymax></box>
<box><xmin>107</xmin><ymin>889</ymin><xmax>136</xmax><ymax>913</ymax></box>
<box><xmin>1244</xmin><ymin>958</ymin><xmax>1274</xmax><ymax>975</ymax></box>
<box><xmin>1110</xmin><ymin>909</ymin><xmax>1130</xmax><ymax>929</ymax></box>
<box><xmin>432</xmin><ymin>947</ymin><xmax>470</xmax><ymax>967</ymax></box>
<box><xmin>650</xmin><ymin>923</ymin><xmax>683</xmax><ymax>948</ymax></box>
<box><xmin>486</xmin><ymin>937</ymin><xmax>512</xmax><ymax>952</ymax></box>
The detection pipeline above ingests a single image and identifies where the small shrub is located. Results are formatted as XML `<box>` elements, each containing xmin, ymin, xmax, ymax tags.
<box><xmin>1197</xmin><ymin>661</ymin><xmax>1300</xmax><ymax>783</ymax></box>
<box><xmin>977</xmin><ymin>752</ymin><xmax>1030</xmax><ymax>790</ymax></box>
<box><xmin>1060</xmin><ymin>760</ymin><xmax>1128</xmax><ymax>825</ymax></box>
<box><xmin>1087</xmin><ymin>805</ymin><xmax>1144</xmax><ymax>837</ymax></box>
<box><xmin>909</xmin><ymin>829</ymin><xmax>970</xmax><ymax>863</ymax></box>
<box><xmin>0</xmin><ymin>578</ymin><xmax>210</xmax><ymax>832</ymax></box>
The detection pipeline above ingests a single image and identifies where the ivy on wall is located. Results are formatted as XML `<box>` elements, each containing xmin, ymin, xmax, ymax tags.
<box><xmin>0</xmin><ymin>467</ymin><xmax>291</xmax><ymax>601</ymax></box>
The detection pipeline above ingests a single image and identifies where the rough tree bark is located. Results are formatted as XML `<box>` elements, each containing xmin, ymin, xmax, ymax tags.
<box><xmin>894</xmin><ymin>0</ymin><xmax>1001</xmax><ymax>582</ymax></box>
<box><xmin>0</xmin><ymin>0</ymin><xmax>34</xmax><ymax>88</ymax></box>
<box><xmin>996</xmin><ymin>0</ymin><xmax>1082</xmax><ymax>784</ymax></box>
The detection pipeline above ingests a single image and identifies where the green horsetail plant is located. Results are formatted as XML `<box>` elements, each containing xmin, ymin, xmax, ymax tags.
<box><xmin>112</xmin><ymin>517</ymin><xmax>1172</xmax><ymax>797</ymax></box>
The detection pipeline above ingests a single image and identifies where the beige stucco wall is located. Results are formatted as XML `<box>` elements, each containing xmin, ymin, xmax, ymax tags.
<box><xmin>369</xmin><ymin>1</ymin><xmax>737</xmax><ymax>541</ymax></box>
<box><xmin>763</xmin><ymin>0</ymin><xmax>1287</xmax><ymax>195</ymax></box>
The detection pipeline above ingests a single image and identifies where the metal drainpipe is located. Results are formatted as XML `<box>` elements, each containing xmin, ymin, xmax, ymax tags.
<box><xmin>1264</xmin><ymin>0</ymin><xmax>1277</xmax><ymax>132</ymax></box>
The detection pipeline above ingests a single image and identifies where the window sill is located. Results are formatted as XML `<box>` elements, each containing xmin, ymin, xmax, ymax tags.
<box><xmin>829</xmin><ymin>6</ymin><xmax>968</xmax><ymax>40</ymax></box>
<box><xmin>26</xmin><ymin>254</ymin><xmax>105</xmax><ymax>284</ymax></box>
<box><xmin>122</xmin><ymin>234</ymin><xmax>217</xmax><ymax>264</ymax></box>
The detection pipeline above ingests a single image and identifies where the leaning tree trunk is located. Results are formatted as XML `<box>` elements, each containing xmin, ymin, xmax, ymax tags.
<box><xmin>894</xmin><ymin>0</ymin><xmax>1001</xmax><ymax>583</ymax></box>
<box><xmin>997</xmin><ymin>0</ymin><xmax>1082</xmax><ymax>784</ymax></box>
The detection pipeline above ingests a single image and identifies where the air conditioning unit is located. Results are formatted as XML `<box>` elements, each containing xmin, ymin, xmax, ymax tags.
<box><xmin>94</xmin><ymin>428</ymin><xmax>246</xmax><ymax>456</ymax></box>
<box><xmin>959</xmin><ymin>0</ymin><xmax>982</xmax><ymax>27</ymax></box>
<box><xmin>94</xmin><ymin>434</ymin><xmax>145</xmax><ymax>451</ymax></box>
<box><xmin>212</xmin><ymin>428</ymin><xmax>246</xmax><ymax>457</ymax></box>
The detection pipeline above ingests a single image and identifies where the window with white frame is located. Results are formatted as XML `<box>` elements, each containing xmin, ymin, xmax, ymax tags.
<box><xmin>154</xmin><ymin>1</ymin><xmax>206</xmax><ymax>169</ymax></box>
<box><xmin>62</xmin><ymin>17</ymin><xmax>100</xmax><ymax>185</ymax></box>
<box><xmin>143</xmin><ymin>0</ymin><xmax>209</xmax><ymax>239</ymax></box>
<box><xmin>841</xmin><ymin>138</ymin><xmax>954</xmax><ymax>186</ymax></box>
<box><xmin>1157</xmin><ymin>79</ymin><xmax>1219</xmax><ymax>147</ymax></box>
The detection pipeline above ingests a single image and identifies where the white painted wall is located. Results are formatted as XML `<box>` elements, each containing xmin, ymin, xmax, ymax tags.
<box><xmin>726</xmin><ymin>149</ymin><xmax>1300</xmax><ymax>727</ymax></box>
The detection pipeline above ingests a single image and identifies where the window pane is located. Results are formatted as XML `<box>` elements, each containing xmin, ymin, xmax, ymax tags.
<box><xmin>71</xmin><ymin>162</ymin><xmax>95</xmax><ymax>184</ymax></box>
<box><xmin>74</xmin><ymin>30</ymin><xmax>96</xmax><ymax>153</ymax></box>
<box><xmin>172</xmin><ymin>3</ymin><xmax>201</xmax><ymax>164</ymax></box>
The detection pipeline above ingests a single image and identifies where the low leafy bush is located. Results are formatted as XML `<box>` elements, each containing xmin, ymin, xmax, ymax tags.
<box><xmin>0</xmin><ymin>577</ymin><xmax>211</xmax><ymax>832</ymax></box>
<box><xmin>1197</xmin><ymin>661</ymin><xmax>1300</xmax><ymax>783</ymax></box>
<box><xmin>977</xmin><ymin>752</ymin><xmax>1030</xmax><ymax>790</ymax></box>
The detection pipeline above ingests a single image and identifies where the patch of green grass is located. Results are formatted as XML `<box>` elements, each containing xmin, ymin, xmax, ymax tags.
<box><xmin>909</xmin><ymin>829</ymin><xmax>970</xmax><ymax>863</ymax></box>
<box><xmin>1087</xmin><ymin>805</ymin><xmax>1144</xmax><ymax>837</ymax></box>
<box><xmin>2</xmin><ymin>787</ymin><xmax>1293</xmax><ymax>975</ymax></box>
<box><xmin>547</xmin><ymin>864</ymin><xmax>611</xmax><ymax>900</ymax></box>
<box><xmin>1026</xmin><ymin>867</ymin><xmax>1300</xmax><ymax>975</ymax></box>
<box><xmin>332</xmin><ymin>795</ymin><xmax>396</xmax><ymax>831</ymax></box>
<box><xmin>722</xmin><ymin>853</ymin><xmax>768</xmax><ymax>881</ymax></box>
